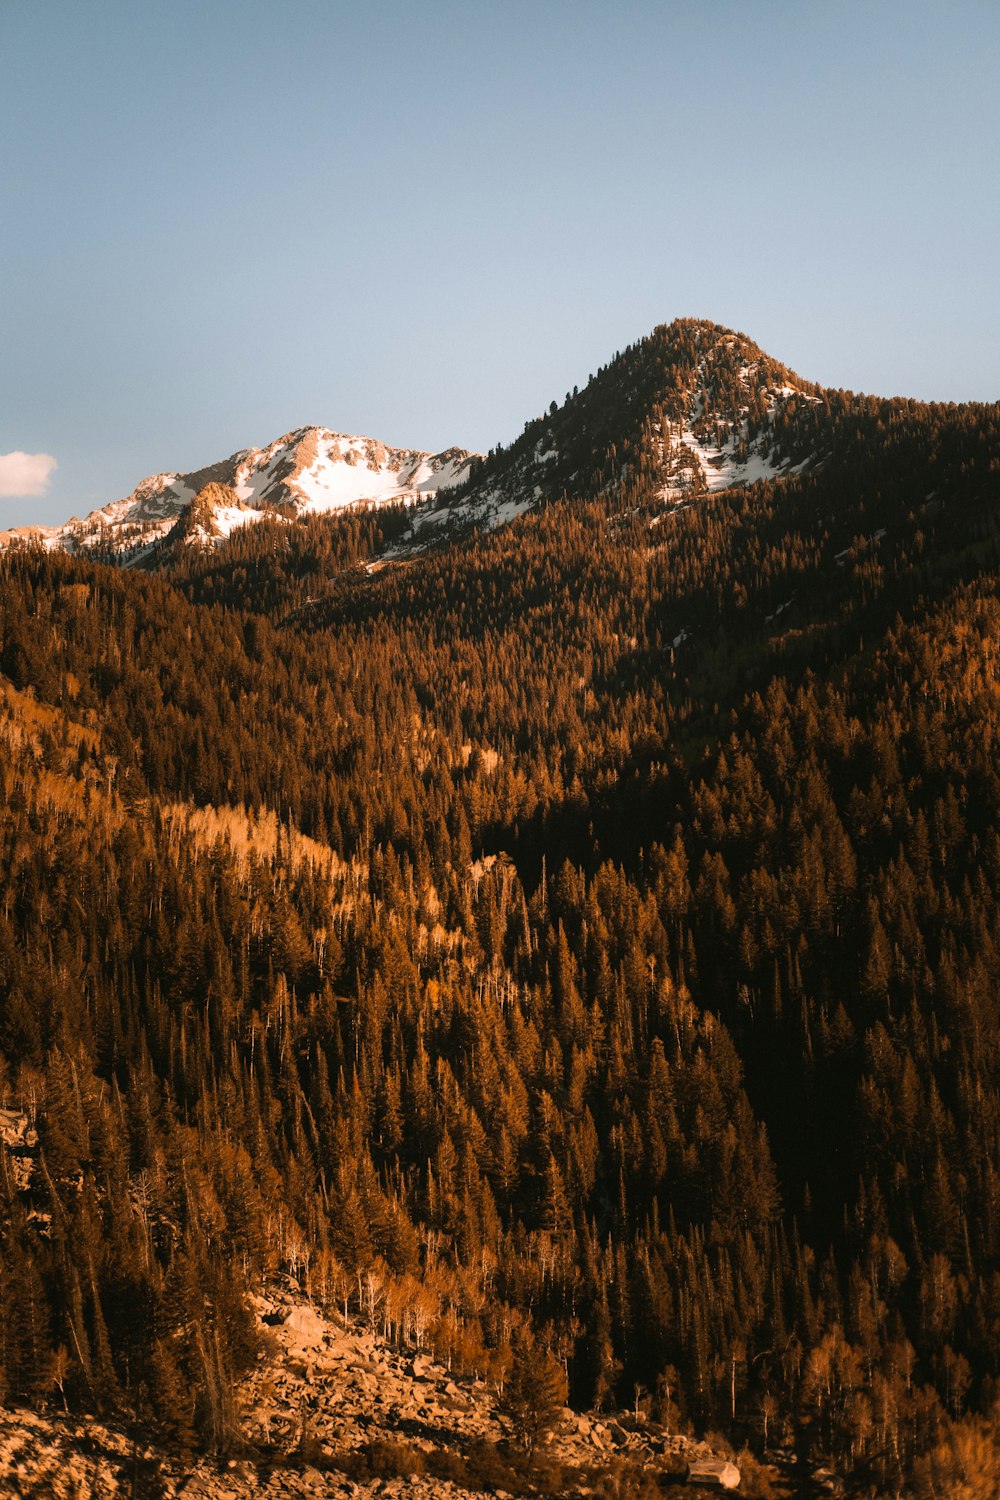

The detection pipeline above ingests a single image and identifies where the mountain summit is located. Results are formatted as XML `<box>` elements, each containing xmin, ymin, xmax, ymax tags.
<box><xmin>458</xmin><ymin>317</ymin><xmax>823</xmax><ymax>516</ymax></box>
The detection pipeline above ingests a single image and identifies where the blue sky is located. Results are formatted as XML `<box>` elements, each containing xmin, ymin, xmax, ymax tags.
<box><xmin>2</xmin><ymin>0</ymin><xmax>998</xmax><ymax>525</ymax></box>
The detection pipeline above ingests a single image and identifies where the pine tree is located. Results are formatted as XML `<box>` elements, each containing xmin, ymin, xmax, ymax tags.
<box><xmin>499</xmin><ymin>1337</ymin><xmax>568</xmax><ymax>1459</ymax></box>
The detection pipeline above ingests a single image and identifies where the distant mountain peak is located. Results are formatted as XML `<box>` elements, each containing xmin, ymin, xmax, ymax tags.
<box><xmin>0</xmin><ymin>428</ymin><xmax>478</xmax><ymax>562</ymax></box>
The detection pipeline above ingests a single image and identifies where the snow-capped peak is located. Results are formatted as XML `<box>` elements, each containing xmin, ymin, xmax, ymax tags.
<box><xmin>227</xmin><ymin>428</ymin><xmax>474</xmax><ymax>518</ymax></box>
<box><xmin>1</xmin><ymin>428</ymin><xmax>478</xmax><ymax>560</ymax></box>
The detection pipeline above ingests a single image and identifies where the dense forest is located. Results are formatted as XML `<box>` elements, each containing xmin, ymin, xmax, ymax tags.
<box><xmin>1</xmin><ymin>321</ymin><xmax>999</xmax><ymax>1494</ymax></box>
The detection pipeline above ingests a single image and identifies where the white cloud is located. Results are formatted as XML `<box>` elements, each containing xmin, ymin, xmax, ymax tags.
<box><xmin>0</xmin><ymin>451</ymin><xmax>58</xmax><ymax>497</ymax></box>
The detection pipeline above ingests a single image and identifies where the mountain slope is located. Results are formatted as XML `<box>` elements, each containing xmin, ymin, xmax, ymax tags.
<box><xmin>1</xmin><ymin>320</ymin><xmax>999</xmax><ymax>1491</ymax></box>
<box><xmin>0</xmin><ymin>1285</ymin><xmax>748</xmax><ymax>1497</ymax></box>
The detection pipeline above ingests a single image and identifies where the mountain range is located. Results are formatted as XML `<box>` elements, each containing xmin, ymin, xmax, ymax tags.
<box><xmin>3</xmin><ymin>320</ymin><xmax>833</xmax><ymax>565</ymax></box>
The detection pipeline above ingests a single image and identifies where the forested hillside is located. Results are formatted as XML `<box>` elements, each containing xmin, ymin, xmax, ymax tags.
<box><xmin>1</xmin><ymin>321</ymin><xmax>999</xmax><ymax>1495</ymax></box>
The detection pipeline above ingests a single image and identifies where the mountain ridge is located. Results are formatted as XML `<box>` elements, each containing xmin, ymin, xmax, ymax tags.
<box><xmin>7</xmin><ymin>317</ymin><xmax>994</xmax><ymax>574</ymax></box>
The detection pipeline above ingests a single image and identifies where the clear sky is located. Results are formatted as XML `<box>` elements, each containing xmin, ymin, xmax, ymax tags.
<box><xmin>2</xmin><ymin>0</ymin><xmax>998</xmax><ymax>525</ymax></box>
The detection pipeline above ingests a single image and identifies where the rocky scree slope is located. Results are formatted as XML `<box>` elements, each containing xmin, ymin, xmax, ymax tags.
<box><xmin>0</xmin><ymin>1286</ymin><xmax>745</xmax><ymax>1498</ymax></box>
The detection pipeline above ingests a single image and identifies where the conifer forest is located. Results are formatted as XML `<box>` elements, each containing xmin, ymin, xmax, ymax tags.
<box><xmin>2</xmin><ymin>321</ymin><xmax>1000</xmax><ymax>1495</ymax></box>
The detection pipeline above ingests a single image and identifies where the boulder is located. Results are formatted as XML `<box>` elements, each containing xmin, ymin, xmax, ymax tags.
<box><xmin>687</xmin><ymin>1457</ymin><xmax>741</xmax><ymax>1489</ymax></box>
<box><xmin>283</xmin><ymin>1305</ymin><xmax>329</xmax><ymax>1350</ymax></box>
